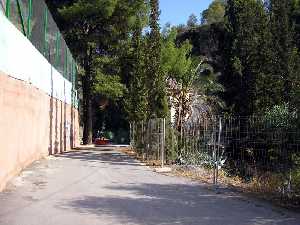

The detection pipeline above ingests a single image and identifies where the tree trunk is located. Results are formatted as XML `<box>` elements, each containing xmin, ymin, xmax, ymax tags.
<box><xmin>82</xmin><ymin>53</ymin><xmax>93</xmax><ymax>145</ymax></box>
<box><xmin>82</xmin><ymin>94</ymin><xmax>93</xmax><ymax>144</ymax></box>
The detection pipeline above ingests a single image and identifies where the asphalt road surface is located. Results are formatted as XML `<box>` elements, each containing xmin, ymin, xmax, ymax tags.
<box><xmin>0</xmin><ymin>148</ymin><xmax>300</xmax><ymax>225</ymax></box>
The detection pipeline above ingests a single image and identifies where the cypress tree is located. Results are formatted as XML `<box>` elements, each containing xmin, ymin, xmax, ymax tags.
<box><xmin>125</xmin><ymin>15</ymin><xmax>148</xmax><ymax>122</ymax></box>
<box><xmin>147</xmin><ymin>0</ymin><xmax>168</xmax><ymax>118</ymax></box>
<box><xmin>224</xmin><ymin>0</ymin><xmax>272</xmax><ymax>115</ymax></box>
<box><xmin>291</xmin><ymin>0</ymin><xmax>300</xmax><ymax>49</ymax></box>
<box><xmin>269</xmin><ymin>0</ymin><xmax>300</xmax><ymax>106</ymax></box>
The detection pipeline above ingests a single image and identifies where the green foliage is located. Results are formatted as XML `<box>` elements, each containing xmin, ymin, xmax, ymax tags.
<box><xmin>103</xmin><ymin>131</ymin><xmax>114</xmax><ymax>140</ymax></box>
<box><xmin>201</xmin><ymin>0</ymin><xmax>226</xmax><ymax>25</ymax></box>
<box><xmin>124</xmin><ymin>8</ymin><xmax>149</xmax><ymax>122</ymax></box>
<box><xmin>163</xmin><ymin>28</ymin><xmax>225</xmax><ymax>130</ymax></box>
<box><xmin>291</xmin><ymin>0</ymin><xmax>300</xmax><ymax>49</ymax></box>
<box><xmin>264</xmin><ymin>104</ymin><xmax>298</xmax><ymax>129</ymax></box>
<box><xmin>291</xmin><ymin>154</ymin><xmax>300</xmax><ymax>194</ymax></box>
<box><xmin>187</xmin><ymin>14</ymin><xmax>198</xmax><ymax>28</ymax></box>
<box><xmin>59</xmin><ymin>0</ymin><xmax>117</xmax><ymax>20</ymax></box>
<box><xmin>195</xmin><ymin>63</ymin><xmax>225</xmax><ymax>107</ymax></box>
<box><xmin>49</xmin><ymin>0</ymin><xmax>300</xmax><ymax>149</ymax></box>
<box><xmin>93</xmin><ymin>73</ymin><xmax>125</xmax><ymax>100</ymax></box>
<box><xmin>268</xmin><ymin>0</ymin><xmax>298</xmax><ymax>104</ymax></box>
<box><xmin>147</xmin><ymin>0</ymin><xmax>168</xmax><ymax>118</ymax></box>
<box><xmin>224</xmin><ymin>0</ymin><xmax>275</xmax><ymax>115</ymax></box>
<box><xmin>165</xmin><ymin>120</ymin><xmax>179</xmax><ymax>162</ymax></box>
<box><xmin>161</xmin><ymin>27</ymin><xmax>193</xmax><ymax>81</ymax></box>
<box><xmin>91</xmin><ymin>56</ymin><xmax>125</xmax><ymax>100</ymax></box>
<box><xmin>176</xmin><ymin>21</ymin><xmax>226</xmax><ymax>76</ymax></box>
<box><xmin>165</xmin><ymin>24</ymin><xmax>225</xmax><ymax>127</ymax></box>
<box><xmin>56</xmin><ymin>0</ymin><xmax>149</xmax><ymax>143</ymax></box>
<box><xmin>162</xmin><ymin>27</ymin><xmax>222</xmax><ymax>95</ymax></box>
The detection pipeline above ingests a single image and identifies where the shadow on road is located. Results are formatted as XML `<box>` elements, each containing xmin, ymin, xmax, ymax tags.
<box><xmin>55</xmin><ymin>150</ymin><xmax>141</xmax><ymax>167</ymax></box>
<box><xmin>59</xmin><ymin>183</ymin><xmax>299</xmax><ymax>225</ymax></box>
<box><xmin>53</xmin><ymin>150</ymin><xmax>300</xmax><ymax>225</ymax></box>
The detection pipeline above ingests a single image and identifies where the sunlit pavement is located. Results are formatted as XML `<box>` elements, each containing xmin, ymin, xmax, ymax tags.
<box><xmin>0</xmin><ymin>147</ymin><xmax>300</xmax><ymax>225</ymax></box>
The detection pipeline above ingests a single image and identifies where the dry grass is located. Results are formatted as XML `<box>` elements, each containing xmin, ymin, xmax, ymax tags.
<box><xmin>172</xmin><ymin>166</ymin><xmax>300</xmax><ymax>211</ymax></box>
<box><xmin>118</xmin><ymin>147</ymin><xmax>163</xmax><ymax>167</ymax></box>
<box><xmin>118</xmin><ymin>147</ymin><xmax>137</xmax><ymax>157</ymax></box>
<box><xmin>120</xmin><ymin>148</ymin><xmax>300</xmax><ymax>211</ymax></box>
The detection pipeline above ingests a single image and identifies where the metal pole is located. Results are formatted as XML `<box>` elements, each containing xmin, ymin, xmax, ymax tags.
<box><xmin>27</xmin><ymin>0</ymin><xmax>32</xmax><ymax>38</ymax></box>
<box><xmin>5</xmin><ymin>0</ymin><xmax>10</xmax><ymax>18</ymax></box>
<box><xmin>43</xmin><ymin>8</ymin><xmax>48</xmax><ymax>58</ymax></box>
<box><xmin>141</xmin><ymin>122</ymin><xmax>144</xmax><ymax>158</ymax></box>
<box><xmin>216</xmin><ymin>117</ymin><xmax>222</xmax><ymax>186</ymax></box>
<box><xmin>16</xmin><ymin>0</ymin><xmax>26</xmax><ymax>36</ymax></box>
<box><xmin>132</xmin><ymin>121</ymin><xmax>135</xmax><ymax>148</ymax></box>
<box><xmin>65</xmin><ymin>48</ymin><xmax>68</xmax><ymax>79</ymax></box>
<box><xmin>157</xmin><ymin>119</ymin><xmax>160</xmax><ymax>160</ymax></box>
<box><xmin>161</xmin><ymin>118</ymin><xmax>165</xmax><ymax>168</ymax></box>
<box><xmin>213</xmin><ymin>129</ymin><xmax>216</xmax><ymax>185</ymax></box>
<box><xmin>55</xmin><ymin>32</ymin><xmax>60</xmax><ymax>68</ymax></box>
<box><xmin>130</xmin><ymin>122</ymin><xmax>133</xmax><ymax>147</ymax></box>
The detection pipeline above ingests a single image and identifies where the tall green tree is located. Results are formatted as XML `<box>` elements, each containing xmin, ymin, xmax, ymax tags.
<box><xmin>291</xmin><ymin>0</ymin><xmax>300</xmax><ymax>49</ymax></box>
<box><xmin>147</xmin><ymin>0</ymin><xmax>168</xmax><ymax>118</ymax></box>
<box><xmin>224</xmin><ymin>0</ymin><xmax>273</xmax><ymax>115</ymax></box>
<box><xmin>269</xmin><ymin>0</ymin><xmax>300</xmax><ymax>106</ymax></box>
<box><xmin>288</xmin><ymin>0</ymin><xmax>300</xmax><ymax>110</ymax></box>
<box><xmin>161</xmin><ymin>28</ymin><xmax>192</xmax><ymax>81</ymax></box>
<box><xmin>187</xmin><ymin>14</ymin><xmax>198</xmax><ymax>28</ymax></box>
<box><xmin>201</xmin><ymin>0</ymin><xmax>226</xmax><ymax>25</ymax></box>
<box><xmin>59</xmin><ymin>0</ymin><xmax>147</xmax><ymax>144</ymax></box>
<box><xmin>59</xmin><ymin>0</ymin><xmax>115</xmax><ymax>144</ymax></box>
<box><xmin>161</xmin><ymin>27</ymin><xmax>224</xmax><ymax>130</ymax></box>
<box><xmin>125</xmin><ymin>10</ymin><xmax>149</xmax><ymax>122</ymax></box>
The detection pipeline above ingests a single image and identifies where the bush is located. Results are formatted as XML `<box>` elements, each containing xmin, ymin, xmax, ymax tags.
<box><xmin>264</xmin><ymin>103</ymin><xmax>297</xmax><ymax>129</ymax></box>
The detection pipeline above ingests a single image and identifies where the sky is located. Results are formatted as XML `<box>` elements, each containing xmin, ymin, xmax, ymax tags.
<box><xmin>159</xmin><ymin>0</ymin><xmax>213</xmax><ymax>27</ymax></box>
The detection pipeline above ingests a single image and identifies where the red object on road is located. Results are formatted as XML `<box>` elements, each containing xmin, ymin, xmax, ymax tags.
<box><xmin>94</xmin><ymin>138</ymin><xmax>110</xmax><ymax>145</ymax></box>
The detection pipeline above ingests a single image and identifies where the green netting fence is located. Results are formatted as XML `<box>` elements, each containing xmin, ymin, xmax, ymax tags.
<box><xmin>1</xmin><ymin>0</ymin><xmax>77</xmax><ymax>90</ymax></box>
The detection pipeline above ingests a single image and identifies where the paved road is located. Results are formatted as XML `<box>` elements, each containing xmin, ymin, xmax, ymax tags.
<box><xmin>0</xmin><ymin>148</ymin><xmax>300</xmax><ymax>225</ymax></box>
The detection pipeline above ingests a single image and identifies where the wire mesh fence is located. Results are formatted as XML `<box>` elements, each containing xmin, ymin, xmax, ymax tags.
<box><xmin>130</xmin><ymin>118</ymin><xmax>166</xmax><ymax>164</ymax></box>
<box><xmin>2</xmin><ymin>0</ymin><xmax>77</xmax><ymax>90</ymax></box>
<box><xmin>130</xmin><ymin>115</ymin><xmax>300</xmax><ymax>197</ymax></box>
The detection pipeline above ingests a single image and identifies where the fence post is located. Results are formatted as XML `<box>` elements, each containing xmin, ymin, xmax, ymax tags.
<box><xmin>161</xmin><ymin>118</ymin><xmax>165</xmax><ymax>168</ymax></box>
<box><xmin>64</xmin><ymin>48</ymin><xmax>68</xmax><ymax>79</ymax></box>
<box><xmin>146</xmin><ymin>120</ymin><xmax>149</xmax><ymax>160</ymax></box>
<box><xmin>16</xmin><ymin>0</ymin><xmax>26</xmax><ymax>36</ymax></box>
<box><xmin>5</xmin><ymin>0</ymin><xmax>10</xmax><ymax>18</ymax></box>
<box><xmin>43</xmin><ymin>7</ymin><xmax>48</xmax><ymax>57</ymax></box>
<box><xmin>212</xmin><ymin>116</ymin><xmax>222</xmax><ymax>187</ymax></box>
<box><xmin>157</xmin><ymin>119</ymin><xmax>160</xmax><ymax>160</ymax></box>
<box><xmin>129</xmin><ymin>122</ymin><xmax>133</xmax><ymax>147</ymax></box>
<box><xmin>216</xmin><ymin>117</ymin><xmax>222</xmax><ymax>186</ymax></box>
<box><xmin>27</xmin><ymin>0</ymin><xmax>32</xmax><ymax>38</ymax></box>
<box><xmin>213</xmin><ymin>125</ymin><xmax>216</xmax><ymax>186</ymax></box>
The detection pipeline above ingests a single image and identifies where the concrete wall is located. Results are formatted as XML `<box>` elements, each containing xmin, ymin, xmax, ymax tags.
<box><xmin>0</xmin><ymin>6</ymin><xmax>80</xmax><ymax>191</ymax></box>
<box><xmin>0</xmin><ymin>72</ymin><xmax>80</xmax><ymax>191</ymax></box>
